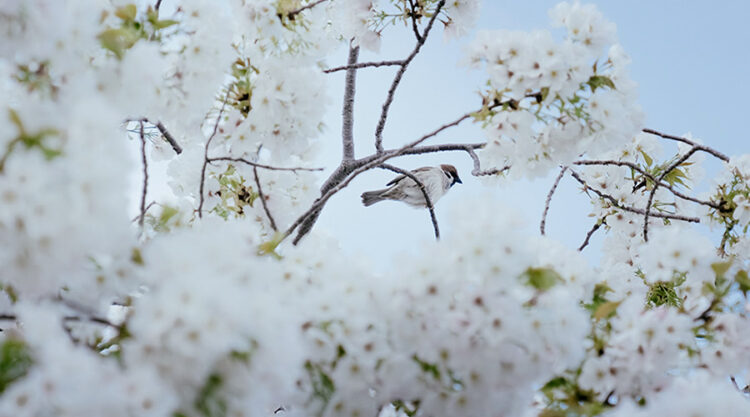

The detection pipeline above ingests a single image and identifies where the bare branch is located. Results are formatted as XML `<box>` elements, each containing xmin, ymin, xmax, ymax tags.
<box><xmin>568</xmin><ymin>169</ymin><xmax>700</xmax><ymax>224</ymax></box>
<box><xmin>155</xmin><ymin>0</ymin><xmax>163</xmax><ymax>11</ymax></box>
<box><xmin>324</xmin><ymin>60</ymin><xmax>404</xmax><ymax>74</ymax></box>
<box><xmin>290</xmin><ymin>107</ymin><xmax>483</xmax><ymax>244</ymax></box>
<box><xmin>207</xmin><ymin>156</ymin><xmax>323</xmax><ymax>172</ymax></box>
<box><xmin>131</xmin><ymin>201</ymin><xmax>157</xmax><ymax>223</ymax></box>
<box><xmin>62</xmin><ymin>315</ymin><xmax>124</xmax><ymax>331</ymax></box>
<box><xmin>285</xmin><ymin>0</ymin><xmax>328</xmax><ymax>21</ymax></box>
<box><xmin>197</xmin><ymin>90</ymin><xmax>232</xmax><ymax>218</ymax></box>
<box><xmin>379</xmin><ymin>163</ymin><xmax>439</xmax><ymax>239</ymax></box>
<box><xmin>398</xmin><ymin>142</ymin><xmax>486</xmax><ymax>155</ymax></box>
<box><xmin>253</xmin><ymin>166</ymin><xmax>278</xmax><ymax>232</ymax></box>
<box><xmin>579</xmin><ymin>218</ymin><xmax>604</xmax><ymax>251</ymax></box>
<box><xmin>342</xmin><ymin>44</ymin><xmax>360</xmax><ymax>162</ymax></box>
<box><xmin>643</xmin><ymin>147</ymin><xmax>699</xmax><ymax>241</ymax></box>
<box><xmin>642</xmin><ymin>128</ymin><xmax>729</xmax><ymax>162</ymax></box>
<box><xmin>0</xmin><ymin>313</ymin><xmax>122</xmax><ymax>331</ymax></box>
<box><xmin>138</xmin><ymin>121</ymin><xmax>148</xmax><ymax>228</ymax></box>
<box><xmin>572</xmin><ymin>159</ymin><xmax>720</xmax><ymax>209</ymax></box>
<box><xmin>463</xmin><ymin>146</ymin><xmax>508</xmax><ymax>176</ymax></box>
<box><xmin>374</xmin><ymin>0</ymin><xmax>446</xmax><ymax>153</ymax></box>
<box><xmin>154</xmin><ymin>121</ymin><xmax>182</xmax><ymax>154</ymax></box>
<box><xmin>541</xmin><ymin>166</ymin><xmax>568</xmax><ymax>235</ymax></box>
<box><xmin>407</xmin><ymin>0</ymin><xmax>423</xmax><ymax>42</ymax></box>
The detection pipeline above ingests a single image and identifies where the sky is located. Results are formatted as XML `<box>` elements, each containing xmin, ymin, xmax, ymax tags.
<box><xmin>312</xmin><ymin>0</ymin><xmax>750</xmax><ymax>268</ymax></box>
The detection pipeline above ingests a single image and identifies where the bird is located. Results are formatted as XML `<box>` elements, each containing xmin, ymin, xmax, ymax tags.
<box><xmin>361</xmin><ymin>164</ymin><xmax>462</xmax><ymax>208</ymax></box>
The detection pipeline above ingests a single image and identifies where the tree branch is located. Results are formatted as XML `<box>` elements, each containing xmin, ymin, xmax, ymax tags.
<box><xmin>579</xmin><ymin>218</ymin><xmax>604</xmax><ymax>251</ymax></box>
<box><xmin>643</xmin><ymin>147</ymin><xmax>699</xmax><ymax>241</ymax></box>
<box><xmin>207</xmin><ymin>157</ymin><xmax>323</xmax><ymax>172</ymax></box>
<box><xmin>407</xmin><ymin>0</ymin><xmax>424</xmax><ymax>42</ymax></box>
<box><xmin>642</xmin><ymin>128</ymin><xmax>729</xmax><ymax>162</ymax></box>
<box><xmin>285</xmin><ymin>0</ymin><xmax>328</xmax><ymax>21</ymax></box>
<box><xmin>290</xmin><ymin>107</ymin><xmax>485</xmax><ymax>244</ymax></box>
<box><xmin>342</xmin><ymin>44</ymin><xmax>360</xmax><ymax>162</ymax></box>
<box><xmin>138</xmin><ymin>121</ymin><xmax>148</xmax><ymax>228</ymax></box>
<box><xmin>572</xmin><ymin>159</ymin><xmax>720</xmax><ymax>209</ymax></box>
<box><xmin>324</xmin><ymin>60</ymin><xmax>404</xmax><ymax>74</ymax></box>
<box><xmin>374</xmin><ymin>0</ymin><xmax>446</xmax><ymax>153</ymax></box>
<box><xmin>253</xmin><ymin>166</ymin><xmax>278</xmax><ymax>232</ymax></box>
<box><xmin>541</xmin><ymin>166</ymin><xmax>568</xmax><ymax>235</ymax></box>
<box><xmin>155</xmin><ymin>0</ymin><xmax>163</xmax><ymax>12</ymax></box>
<box><xmin>379</xmin><ymin>163</ymin><xmax>439</xmax><ymax>239</ymax></box>
<box><xmin>568</xmin><ymin>169</ymin><xmax>700</xmax><ymax>224</ymax></box>
<box><xmin>197</xmin><ymin>90</ymin><xmax>231</xmax><ymax>218</ymax></box>
<box><xmin>154</xmin><ymin>121</ymin><xmax>182</xmax><ymax>154</ymax></box>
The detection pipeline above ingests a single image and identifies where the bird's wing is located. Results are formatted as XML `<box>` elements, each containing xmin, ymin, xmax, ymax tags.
<box><xmin>385</xmin><ymin>166</ymin><xmax>432</xmax><ymax>186</ymax></box>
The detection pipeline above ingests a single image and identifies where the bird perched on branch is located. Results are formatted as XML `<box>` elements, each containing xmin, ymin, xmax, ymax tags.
<box><xmin>361</xmin><ymin>164</ymin><xmax>462</xmax><ymax>208</ymax></box>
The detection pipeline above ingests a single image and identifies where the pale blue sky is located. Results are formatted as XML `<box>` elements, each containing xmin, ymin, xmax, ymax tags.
<box><xmin>317</xmin><ymin>1</ymin><xmax>750</xmax><ymax>265</ymax></box>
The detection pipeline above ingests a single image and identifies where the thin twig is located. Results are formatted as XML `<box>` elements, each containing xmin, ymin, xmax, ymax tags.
<box><xmin>207</xmin><ymin>157</ymin><xmax>323</xmax><ymax>172</ymax></box>
<box><xmin>138</xmin><ymin>121</ymin><xmax>148</xmax><ymax>228</ymax></box>
<box><xmin>155</xmin><ymin>121</ymin><xmax>182</xmax><ymax>154</ymax></box>
<box><xmin>374</xmin><ymin>0</ymin><xmax>446</xmax><ymax>153</ymax></box>
<box><xmin>197</xmin><ymin>90</ymin><xmax>232</xmax><ymax>218</ymax></box>
<box><xmin>642</xmin><ymin>128</ymin><xmax>729</xmax><ymax>162</ymax></box>
<box><xmin>573</xmin><ymin>159</ymin><xmax>720</xmax><ymax>209</ymax></box>
<box><xmin>540</xmin><ymin>166</ymin><xmax>568</xmax><ymax>235</ymax></box>
<box><xmin>253</xmin><ymin>166</ymin><xmax>278</xmax><ymax>232</ymax></box>
<box><xmin>342</xmin><ymin>44</ymin><xmax>360</xmax><ymax>162</ymax></box>
<box><xmin>568</xmin><ymin>169</ymin><xmax>700</xmax><ymax>224</ymax></box>
<box><xmin>286</xmin><ymin>0</ymin><xmax>328</xmax><ymax>21</ymax></box>
<box><xmin>62</xmin><ymin>315</ymin><xmax>124</xmax><ymax>331</ymax></box>
<box><xmin>643</xmin><ymin>147</ymin><xmax>699</xmax><ymax>241</ymax></box>
<box><xmin>578</xmin><ymin>218</ymin><xmax>604</xmax><ymax>251</ymax></box>
<box><xmin>324</xmin><ymin>60</ymin><xmax>404</xmax><ymax>74</ymax></box>
<box><xmin>379</xmin><ymin>164</ymin><xmax>439</xmax><ymax>239</ymax></box>
<box><xmin>131</xmin><ymin>201</ymin><xmax>157</xmax><ymax>222</ymax></box>
<box><xmin>407</xmin><ymin>0</ymin><xmax>423</xmax><ymax>41</ymax></box>
<box><xmin>155</xmin><ymin>0</ymin><xmax>163</xmax><ymax>11</ymax></box>
<box><xmin>0</xmin><ymin>314</ymin><xmax>122</xmax><ymax>331</ymax></box>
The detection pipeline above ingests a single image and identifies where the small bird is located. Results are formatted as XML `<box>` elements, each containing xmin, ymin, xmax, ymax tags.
<box><xmin>361</xmin><ymin>164</ymin><xmax>462</xmax><ymax>208</ymax></box>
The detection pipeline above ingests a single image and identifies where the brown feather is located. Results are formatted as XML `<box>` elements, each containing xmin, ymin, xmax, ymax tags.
<box><xmin>385</xmin><ymin>166</ymin><xmax>432</xmax><ymax>186</ymax></box>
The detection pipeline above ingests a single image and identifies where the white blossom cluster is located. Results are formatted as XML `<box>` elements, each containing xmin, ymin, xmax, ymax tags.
<box><xmin>468</xmin><ymin>2</ymin><xmax>643</xmax><ymax>178</ymax></box>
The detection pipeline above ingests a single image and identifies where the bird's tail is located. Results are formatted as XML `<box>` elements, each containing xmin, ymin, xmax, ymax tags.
<box><xmin>361</xmin><ymin>190</ymin><xmax>387</xmax><ymax>207</ymax></box>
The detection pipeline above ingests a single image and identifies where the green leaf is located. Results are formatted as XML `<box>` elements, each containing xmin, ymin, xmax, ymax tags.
<box><xmin>541</xmin><ymin>376</ymin><xmax>568</xmax><ymax>392</ymax></box>
<box><xmin>586</xmin><ymin>75</ymin><xmax>616</xmax><ymax>92</ymax></box>
<box><xmin>411</xmin><ymin>354</ymin><xmax>441</xmax><ymax>381</ymax></box>
<box><xmin>0</xmin><ymin>340</ymin><xmax>33</xmax><ymax>394</ymax></box>
<box><xmin>131</xmin><ymin>247</ymin><xmax>144</xmax><ymax>265</ymax></box>
<box><xmin>258</xmin><ymin>233</ymin><xmax>284</xmax><ymax>259</ymax></box>
<box><xmin>736</xmin><ymin>270</ymin><xmax>750</xmax><ymax>295</ymax></box>
<box><xmin>7</xmin><ymin>109</ymin><xmax>23</xmax><ymax>132</ymax></box>
<box><xmin>98</xmin><ymin>28</ymin><xmax>129</xmax><ymax>59</ymax></box>
<box><xmin>639</xmin><ymin>150</ymin><xmax>653</xmax><ymax>167</ymax></box>
<box><xmin>114</xmin><ymin>4</ymin><xmax>137</xmax><ymax>21</ymax></box>
<box><xmin>522</xmin><ymin>267</ymin><xmax>563</xmax><ymax>291</ymax></box>
<box><xmin>594</xmin><ymin>300</ymin><xmax>622</xmax><ymax>321</ymax></box>
<box><xmin>195</xmin><ymin>373</ymin><xmax>226</xmax><ymax>417</ymax></box>
<box><xmin>159</xmin><ymin>205</ymin><xmax>179</xmax><ymax>224</ymax></box>
<box><xmin>153</xmin><ymin>19</ymin><xmax>179</xmax><ymax>30</ymax></box>
<box><xmin>711</xmin><ymin>261</ymin><xmax>733</xmax><ymax>278</ymax></box>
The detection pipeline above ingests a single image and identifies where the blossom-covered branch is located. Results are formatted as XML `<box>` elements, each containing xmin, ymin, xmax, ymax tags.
<box><xmin>568</xmin><ymin>169</ymin><xmax>700</xmax><ymax>224</ymax></box>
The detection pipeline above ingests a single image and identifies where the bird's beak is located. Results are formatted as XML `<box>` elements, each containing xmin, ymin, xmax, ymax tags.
<box><xmin>455</xmin><ymin>177</ymin><xmax>462</xmax><ymax>185</ymax></box>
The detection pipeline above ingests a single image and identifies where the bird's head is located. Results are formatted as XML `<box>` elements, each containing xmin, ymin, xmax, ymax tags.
<box><xmin>440</xmin><ymin>164</ymin><xmax>462</xmax><ymax>186</ymax></box>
